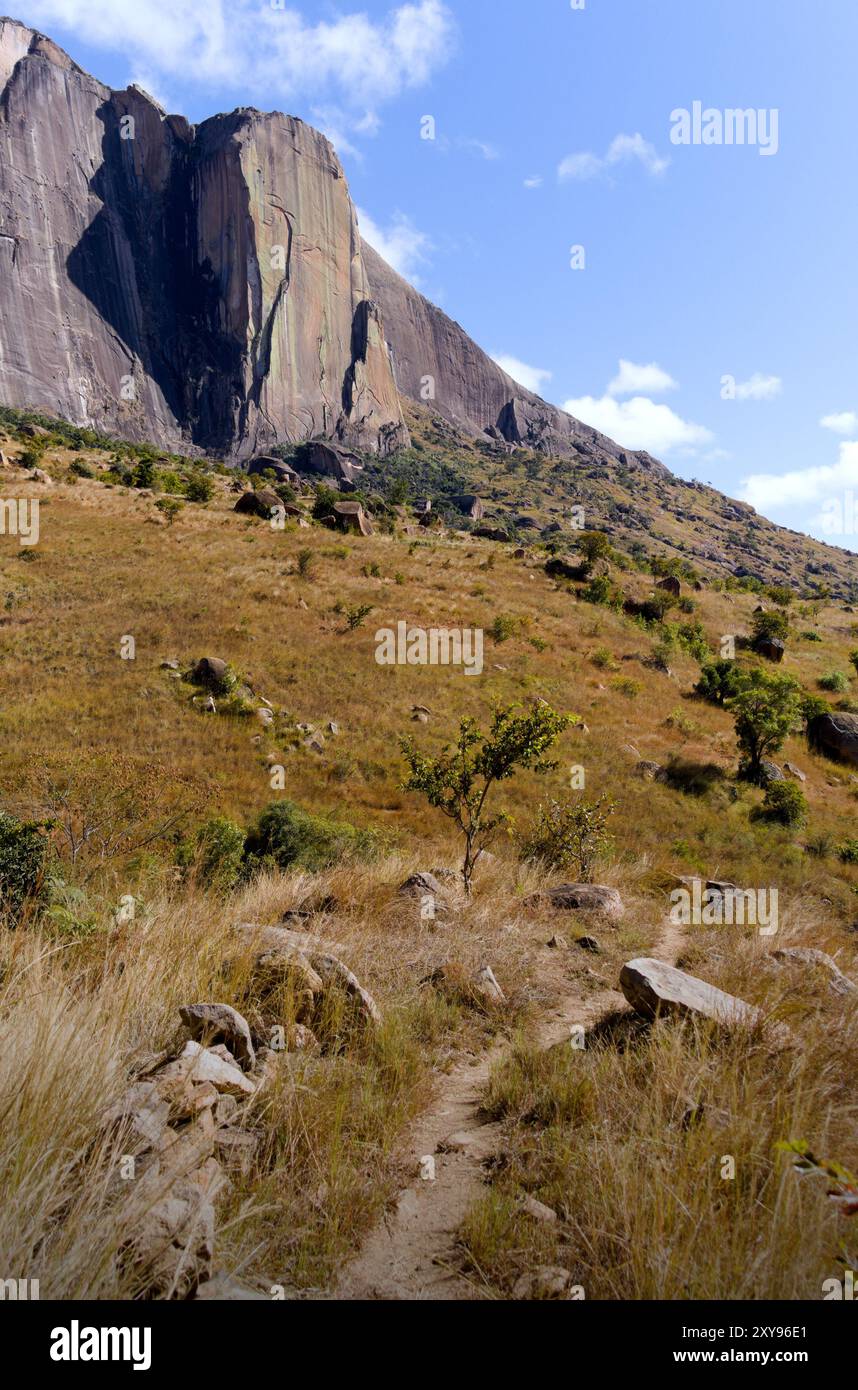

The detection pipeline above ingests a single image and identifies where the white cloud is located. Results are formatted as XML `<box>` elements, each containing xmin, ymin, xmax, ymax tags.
<box><xmin>491</xmin><ymin>355</ymin><xmax>553</xmax><ymax>395</ymax></box>
<box><xmin>607</xmin><ymin>359</ymin><xmax>678</xmax><ymax>397</ymax></box>
<box><xmin>562</xmin><ymin>393</ymin><xmax>712</xmax><ymax>455</ymax></box>
<box><xmin>311</xmin><ymin>106</ymin><xmax>380</xmax><ymax>160</ymax></box>
<box><xmin>24</xmin><ymin>1</ymin><xmax>455</xmax><ymax>117</ymax></box>
<box><xmin>558</xmin><ymin>131</ymin><xmax>669</xmax><ymax>182</ymax></box>
<box><xmin>820</xmin><ymin>410</ymin><xmax>858</xmax><ymax>436</ymax></box>
<box><xmin>357</xmin><ymin>208</ymin><xmax>432</xmax><ymax>284</ymax></box>
<box><xmin>739</xmin><ymin>441</ymin><xmax>858</xmax><ymax>513</ymax></box>
<box><xmin>732</xmin><ymin>372</ymin><xmax>782</xmax><ymax>401</ymax></box>
<box><xmin>523</xmin><ymin>175</ymin><xmax>543</xmax><ymax>189</ymax></box>
<box><xmin>606</xmin><ymin>132</ymin><xmax>670</xmax><ymax>176</ymax></box>
<box><xmin>458</xmin><ymin>137</ymin><xmax>499</xmax><ymax>160</ymax></box>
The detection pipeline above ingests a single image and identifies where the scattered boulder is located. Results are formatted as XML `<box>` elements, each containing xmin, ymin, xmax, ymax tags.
<box><xmin>519</xmin><ymin>1195</ymin><xmax>558</xmax><ymax>1224</ymax></box>
<box><xmin>545</xmin><ymin>556</ymin><xmax>586</xmax><ymax>581</ymax></box>
<box><xmin>512</xmin><ymin>1266</ymin><xmax>578</xmax><ymax>1300</ymax></box>
<box><xmin>178</xmin><ymin>1004</ymin><xmax>255</xmax><ymax>1071</ymax></box>
<box><xmin>635</xmin><ymin>760</ymin><xmax>666</xmax><ymax>782</ymax></box>
<box><xmin>425</xmin><ymin>961</ymin><xmax>506</xmax><ymax>1011</ymax></box>
<box><xmin>620</xmin><ymin>958</ymin><xmax>766</xmax><ymax>1031</ymax></box>
<box><xmin>657</xmin><ymin>576</ymin><xmax>681</xmax><ymax>597</ymax></box>
<box><xmin>449</xmin><ymin>494</ymin><xmax>485</xmax><ymax>520</ymax></box>
<box><xmin>332</xmin><ymin>500</ymin><xmax>373</xmax><ymax>536</ymax></box>
<box><xmin>546</xmin><ymin>933</ymin><xmax>568</xmax><ymax>949</ymax></box>
<box><xmin>247</xmin><ymin>455</ymin><xmax>300</xmax><ymax>486</ymax></box>
<box><xmin>757</xmin><ymin>637</ymin><xmax>786</xmax><ymax>664</ymax></box>
<box><xmin>234</xmin><ymin>488</ymin><xmax>281</xmax><ymax>519</ymax></box>
<box><xmin>530</xmin><ymin>884</ymin><xmax>624</xmax><ymax>920</ymax></box>
<box><xmin>808</xmin><ymin>712</ymin><xmax>858</xmax><ymax>767</ymax></box>
<box><xmin>575</xmin><ymin>936</ymin><xmax>602</xmax><ymax>954</ymax></box>
<box><xmin>399</xmin><ymin>871</ymin><xmax>444</xmax><ymax>900</ymax></box>
<box><xmin>759</xmin><ymin>759</ymin><xmax>785</xmax><ymax>785</ymax></box>
<box><xmin>771</xmin><ymin>948</ymin><xmax>856</xmax><ymax>997</ymax></box>
<box><xmin>191</xmin><ymin>656</ymin><xmax>229</xmax><ymax>690</ymax></box>
<box><xmin>783</xmin><ymin>762</ymin><xmax>806</xmax><ymax>782</ymax></box>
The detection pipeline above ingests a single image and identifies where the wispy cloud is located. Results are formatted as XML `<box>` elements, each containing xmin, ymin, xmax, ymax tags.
<box><xmin>24</xmin><ymin>1</ymin><xmax>456</xmax><ymax>128</ymax></box>
<box><xmin>523</xmin><ymin>175</ymin><xmax>543</xmax><ymax>189</ymax></box>
<box><xmin>491</xmin><ymin>354</ymin><xmax>552</xmax><ymax>395</ymax></box>
<box><xmin>740</xmin><ymin>440</ymin><xmax>858</xmax><ymax>512</ymax></box>
<box><xmin>358</xmin><ymin>208</ymin><xmax>432</xmax><ymax>284</ymax></box>
<box><xmin>558</xmin><ymin>132</ymin><xmax>669</xmax><ymax>182</ymax></box>
<box><xmin>820</xmin><ymin>410</ymin><xmax>858</xmax><ymax>436</ymax></box>
<box><xmin>731</xmin><ymin>372</ymin><xmax>782</xmax><ymax>401</ymax></box>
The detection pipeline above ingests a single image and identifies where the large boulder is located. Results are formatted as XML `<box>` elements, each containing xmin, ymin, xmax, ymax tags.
<box><xmin>530</xmin><ymin>884</ymin><xmax>624</xmax><ymax>920</ymax></box>
<box><xmin>808</xmin><ymin>711</ymin><xmax>858</xmax><ymax>767</ymax></box>
<box><xmin>620</xmin><ymin>958</ymin><xmax>764</xmax><ymax>1030</ymax></box>
<box><xmin>234</xmin><ymin>488</ymin><xmax>281</xmax><ymax>519</ymax></box>
<box><xmin>247</xmin><ymin>455</ymin><xmax>300</xmax><ymax>486</ymax></box>
<box><xmin>191</xmin><ymin>657</ymin><xmax>230</xmax><ymax>691</ymax></box>
<box><xmin>332</xmin><ymin>500</ymin><xmax>373</xmax><ymax>536</ymax></box>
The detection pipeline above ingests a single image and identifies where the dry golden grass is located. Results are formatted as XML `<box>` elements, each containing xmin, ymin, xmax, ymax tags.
<box><xmin>1</xmin><ymin>431</ymin><xmax>858</xmax><ymax>1298</ymax></box>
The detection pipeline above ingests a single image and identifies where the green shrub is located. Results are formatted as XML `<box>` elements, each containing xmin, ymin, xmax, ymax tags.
<box><xmin>695</xmin><ymin>660</ymin><xmax>744</xmax><ymax>706</ymax></box>
<box><xmin>837</xmin><ymin>838</ymin><xmax>858</xmax><ymax>864</ymax></box>
<box><xmin>520</xmin><ymin>796</ymin><xmax>614</xmax><ymax>881</ymax></box>
<box><xmin>0</xmin><ymin>812</ymin><xmax>50</xmax><ymax>924</ymax></box>
<box><xmin>751</xmin><ymin>610</ymin><xmax>789</xmax><ymax>647</ymax></box>
<box><xmin>581</xmin><ymin>574</ymin><xmax>619</xmax><ymax>608</ymax></box>
<box><xmin>19</xmin><ymin>445</ymin><xmax>45</xmax><ymax>469</ymax></box>
<box><xmin>133</xmin><ymin>459</ymin><xmax>156</xmax><ymax>489</ymax></box>
<box><xmin>819</xmin><ymin>671</ymin><xmax>850</xmax><ymax>693</ymax></box>
<box><xmin>489</xmin><ymin>614</ymin><xmax>519</xmax><ymax>643</ymax></box>
<box><xmin>761</xmin><ymin>781</ymin><xmax>808</xmax><ymax>828</ymax></box>
<box><xmin>69</xmin><ymin>459</ymin><xmax>94</xmax><ymax>479</ymax></box>
<box><xmin>610</xmin><ymin>676</ymin><xmax>642</xmax><ymax>699</ymax></box>
<box><xmin>185</xmin><ymin>472</ymin><xmax>215</xmax><ymax>504</ymax></box>
<box><xmin>244</xmin><ymin>800</ymin><xmax>379</xmax><ymax>873</ymax></box>
<box><xmin>191</xmin><ymin>817</ymin><xmax>246</xmax><ymax>890</ymax></box>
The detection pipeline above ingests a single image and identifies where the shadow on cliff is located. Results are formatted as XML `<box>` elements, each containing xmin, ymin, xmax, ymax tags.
<box><xmin>66</xmin><ymin>99</ymin><xmax>240</xmax><ymax>451</ymax></box>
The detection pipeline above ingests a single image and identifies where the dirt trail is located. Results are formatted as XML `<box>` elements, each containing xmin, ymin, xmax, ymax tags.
<box><xmin>337</xmin><ymin>918</ymin><xmax>685</xmax><ymax>1301</ymax></box>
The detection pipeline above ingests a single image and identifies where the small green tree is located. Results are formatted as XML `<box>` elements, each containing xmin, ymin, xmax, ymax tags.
<box><xmin>156</xmin><ymin>497</ymin><xmax>184</xmax><ymax>526</ymax></box>
<box><xmin>521</xmin><ymin>796</ymin><xmax>614</xmax><ymax>882</ymax></box>
<box><xmin>751</xmin><ymin>609</ymin><xmax>790</xmax><ymax>647</ymax></box>
<box><xmin>185</xmin><ymin>472</ymin><xmax>214</xmax><ymax>504</ymax></box>
<box><xmin>576</xmin><ymin>530</ymin><xmax>611</xmax><ymax>573</ymax></box>
<box><xmin>726</xmin><ymin>670</ymin><xmax>803</xmax><ymax>784</ymax></box>
<box><xmin>0</xmin><ymin>812</ymin><xmax>50</xmax><ymax>925</ymax></box>
<box><xmin>400</xmin><ymin>702</ymin><xmax>572</xmax><ymax>892</ymax></box>
<box><xmin>695</xmin><ymin>659</ymin><xmax>745</xmax><ymax>707</ymax></box>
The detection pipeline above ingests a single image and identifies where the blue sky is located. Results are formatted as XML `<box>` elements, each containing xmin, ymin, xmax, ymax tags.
<box><xmin>18</xmin><ymin>0</ymin><xmax>858</xmax><ymax>547</ymax></box>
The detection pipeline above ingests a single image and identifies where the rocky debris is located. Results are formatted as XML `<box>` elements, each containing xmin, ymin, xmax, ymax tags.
<box><xmin>424</xmin><ymin>961</ymin><xmax>506</xmax><ymax>1011</ymax></box>
<box><xmin>657</xmin><ymin>576</ymin><xmax>681</xmax><ymax>597</ymax></box>
<box><xmin>519</xmin><ymin>1195</ymin><xmax>558</xmax><ymax>1224</ymax></box>
<box><xmin>157</xmin><ymin>1040</ymin><xmax>256</xmax><ymax>1098</ymax></box>
<box><xmin>512</xmin><ymin>1266</ymin><xmax>578</xmax><ymax>1300</ymax></box>
<box><xmin>233</xmin><ymin>922</ymin><xmax>380</xmax><ymax>1030</ymax></box>
<box><xmin>400</xmin><ymin>871</ymin><xmax>444</xmax><ymax>899</ymax></box>
<box><xmin>620</xmin><ymin>958</ymin><xmax>766</xmax><ymax>1031</ymax></box>
<box><xmin>178</xmin><ymin>1004</ymin><xmax>255</xmax><ymax>1071</ymax></box>
<box><xmin>530</xmin><ymin>884</ymin><xmax>624</xmax><ymax>920</ymax></box>
<box><xmin>0</xmin><ymin>21</ymin><xmax>406</xmax><ymax>458</ymax></box>
<box><xmin>328</xmin><ymin>721</ymin><xmax>340</xmax><ymax>736</ymax></box>
<box><xmin>473</xmin><ymin>526</ymin><xmax>511</xmax><ymax>543</ymax></box>
<box><xmin>759</xmin><ymin>760</ymin><xmax>785</xmax><ymax>785</ymax></box>
<box><xmin>808</xmin><ymin>711</ymin><xmax>858</xmax><ymax>767</ymax></box>
<box><xmin>234</xmin><ymin>488</ymin><xmax>281</xmax><ymax>519</ymax></box>
<box><xmin>575</xmin><ymin>936</ymin><xmax>602</xmax><ymax>954</ymax></box>
<box><xmin>783</xmin><ymin>762</ymin><xmax>807</xmax><ymax>782</ymax></box>
<box><xmin>771</xmin><ymin>948</ymin><xmax>856</xmax><ymax>997</ymax></box>
<box><xmin>636</xmin><ymin>760</ymin><xmax>667</xmax><ymax>782</ymax></box>
<box><xmin>546</xmin><ymin>933</ymin><xmax>568</xmax><ymax>949</ymax></box>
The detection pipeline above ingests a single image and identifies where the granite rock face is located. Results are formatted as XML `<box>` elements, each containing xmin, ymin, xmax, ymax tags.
<box><xmin>362</xmin><ymin>238</ymin><xmax>667</xmax><ymax>473</ymax></box>
<box><xmin>0</xmin><ymin>19</ymin><xmax>406</xmax><ymax>458</ymax></box>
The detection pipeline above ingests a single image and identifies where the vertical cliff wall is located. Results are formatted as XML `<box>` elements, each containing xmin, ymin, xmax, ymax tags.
<box><xmin>0</xmin><ymin>18</ymin><xmax>407</xmax><ymax>457</ymax></box>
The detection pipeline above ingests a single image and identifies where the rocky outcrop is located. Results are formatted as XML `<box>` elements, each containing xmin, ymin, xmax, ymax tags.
<box><xmin>0</xmin><ymin>19</ymin><xmax>406</xmax><ymax>459</ymax></box>
<box><xmin>808</xmin><ymin>712</ymin><xmax>858</xmax><ymax>766</ymax></box>
<box><xmin>362</xmin><ymin>238</ymin><xmax>666</xmax><ymax>472</ymax></box>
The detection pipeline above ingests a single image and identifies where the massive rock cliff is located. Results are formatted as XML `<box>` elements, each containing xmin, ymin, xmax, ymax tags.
<box><xmin>0</xmin><ymin>18</ymin><xmax>406</xmax><ymax>458</ymax></box>
<box><xmin>361</xmin><ymin>240</ymin><xmax>666</xmax><ymax>474</ymax></box>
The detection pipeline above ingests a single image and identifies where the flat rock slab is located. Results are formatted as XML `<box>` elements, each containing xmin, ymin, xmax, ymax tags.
<box><xmin>531</xmin><ymin>884</ymin><xmax>624</xmax><ymax>920</ymax></box>
<box><xmin>620</xmin><ymin>957</ymin><xmax>764</xmax><ymax>1030</ymax></box>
